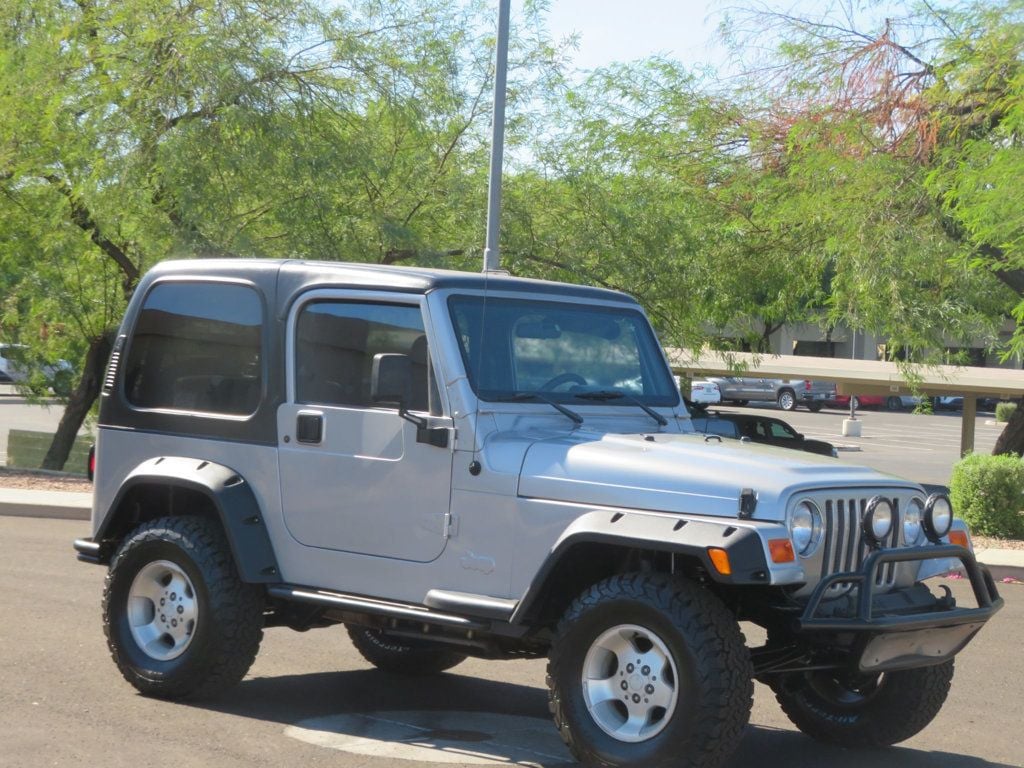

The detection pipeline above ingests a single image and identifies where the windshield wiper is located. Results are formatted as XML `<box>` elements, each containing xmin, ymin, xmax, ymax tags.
<box><xmin>491</xmin><ymin>392</ymin><xmax>584</xmax><ymax>426</ymax></box>
<box><xmin>572</xmin><ymin>390</ymin><xmax>668</xmax><ymax>427</ymax></box>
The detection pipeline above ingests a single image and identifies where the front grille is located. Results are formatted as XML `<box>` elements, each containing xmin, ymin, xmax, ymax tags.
<box><xmin>820</xmin><ymin>496</ymin><xmax>900</xmax><ymax>591</ymax></box>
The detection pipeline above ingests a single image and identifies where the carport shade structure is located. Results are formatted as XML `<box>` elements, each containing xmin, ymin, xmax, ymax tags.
<box><xmin>667</xmin><ymin>351</ymin><xmax>1024</xmax><ymax>457</ymax></box>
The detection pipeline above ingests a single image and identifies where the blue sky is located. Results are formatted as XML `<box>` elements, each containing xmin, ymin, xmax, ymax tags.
<box><xmin>536</xmin><ymin>1</ymin><xmax>911</xmax><ymax>75</ymax></box>
<box><xmin>541</xmin><ymin>0</ymin><xmax>733</xmax><ymax>72</ymax></box>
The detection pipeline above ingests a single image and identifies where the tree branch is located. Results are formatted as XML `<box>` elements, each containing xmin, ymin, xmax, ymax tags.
<box><xmin>43</xmin><ymin>174</ymin><xmax>139</xmax><ymax>299</ymax></box>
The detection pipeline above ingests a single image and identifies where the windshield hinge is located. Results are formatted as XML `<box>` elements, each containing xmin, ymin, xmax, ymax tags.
<box><xmin>738</xmin><ymin>488</ymin><xmax>758</xmax><ymax>519</ymax></box>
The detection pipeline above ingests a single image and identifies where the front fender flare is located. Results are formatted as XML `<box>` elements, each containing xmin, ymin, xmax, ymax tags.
<box><xmin>96</xmin><ymin>456</ymin><xmax>280</xmax><ymax>583</ymax></box>
<box><xmin>511</xmin><ymin>508</ymin><xmax>799</xmax><ymax>625</ymax></box>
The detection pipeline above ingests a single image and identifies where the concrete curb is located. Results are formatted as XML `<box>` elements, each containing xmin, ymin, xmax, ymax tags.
<box><xmin>0</xmin><ymin>489</ymin><xmax>91</xmax><ymax>522</ymax></box>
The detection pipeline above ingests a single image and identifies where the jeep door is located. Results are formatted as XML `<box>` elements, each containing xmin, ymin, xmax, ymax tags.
<box><xmin>277</xmin><ymin>292</ymin><xmax>453</xmax><ymax>562</ymax></box>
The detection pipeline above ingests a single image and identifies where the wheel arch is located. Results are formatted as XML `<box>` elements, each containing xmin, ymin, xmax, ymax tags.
<box><xmin>510</xmin><ymin>514</ymin><xmax>773</xmax><ymax>629</ymax></box>
<box><xmin>94</xmin><ymin>456</ymin><xmax>280</xmax><ymax>583</ymax></box>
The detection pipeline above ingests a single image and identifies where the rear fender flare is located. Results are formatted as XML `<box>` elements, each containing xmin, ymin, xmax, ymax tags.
<box><xmin>96</xmin><ymin>456</ymin><xmax>279</xmax><ymax>583</ymax></box>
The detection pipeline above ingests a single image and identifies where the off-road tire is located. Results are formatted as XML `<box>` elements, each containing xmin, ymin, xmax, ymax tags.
<box><xmin>103</xmin><ymin>516</ymin><xmax>264</xmax><ymax>700</ymax></box>
<box><xmin>773</xmin><ymin>660</ymin><xmax>954</xmax><ymax>747</ymax></box>
<box><xmin>547</xmin><ymin>573</ymin><xmax>753</xmax><ymax>768</ymax></box>
<box><xmin>347</xmin><ymin>626</ymin><xmax>466</xmax><ymax>675</ymax></box>
<box><xmin>777</xmin><ymin>389</ymin><xmax>797</xmax><ymax>411</ymax></box>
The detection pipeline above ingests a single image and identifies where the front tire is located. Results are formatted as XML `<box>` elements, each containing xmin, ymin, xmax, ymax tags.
<box><xmin>886</xmin><ymin>396</ymin><xmax>902</xmax><ymax>410</ymax></box>
<box><xmin>347</xmin><ymin>626</ymin><xmax>466</xmax><ymax>675</ymax></box>
<box><xmin>103</xmin><ymin>516</ymin><xmax>264</xmax><ymax>700</ymax></box>
<box><xmin>773</xmin><ymin>661</ymin><xmax>954</xmax><ymax>747</ymax></box>
<box><xmin>547</xmin><ymin>574</ymin><xmax>752</xmax><ymax>768</ymax></box>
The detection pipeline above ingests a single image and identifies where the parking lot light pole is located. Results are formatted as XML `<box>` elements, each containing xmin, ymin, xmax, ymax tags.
<box><xmin>483</xmin><ymin>0</ymin><xmax>511</xmax><ymax>273</ymax></box>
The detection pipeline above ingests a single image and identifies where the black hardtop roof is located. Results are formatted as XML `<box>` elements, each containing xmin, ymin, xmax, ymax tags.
<box><xmin>146</xmin><ymin>258</ymin><xmax>638</xmax><ymax>306</ymax></box>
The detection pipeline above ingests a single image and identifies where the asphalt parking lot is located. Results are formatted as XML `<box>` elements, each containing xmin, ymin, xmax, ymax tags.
<box><xmin>1</xmin><ymin>516</ymin><xmax>1021</xmax><ymax>768</ymax></box>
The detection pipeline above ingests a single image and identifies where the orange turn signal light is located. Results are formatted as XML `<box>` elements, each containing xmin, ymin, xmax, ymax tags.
<box><xmin>707</xmin><ymin>547</ymin><xmax>732</xmax><ymax>576</ymax></box>
<box><xmin>768</xmin><ymin>538</ymin><xmax>796</xmax><ymax>564</ymax></box>
<box><xmin>949</xmin><ymin>530</ymin><xmax>971</xmax><ymax>550</ymax></box>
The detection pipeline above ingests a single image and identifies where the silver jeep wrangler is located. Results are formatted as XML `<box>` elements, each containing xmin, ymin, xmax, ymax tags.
<box><xmin>75</xmin><ymin>259</ymin><xmax>1002</xmax><ymax>768</ymax></box>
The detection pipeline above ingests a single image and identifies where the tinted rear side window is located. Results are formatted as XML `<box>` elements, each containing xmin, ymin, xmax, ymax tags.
<box><xmin>124</xmin><ymin>282</ymin><xmax>263</xmax><ymax>415</ymax></box>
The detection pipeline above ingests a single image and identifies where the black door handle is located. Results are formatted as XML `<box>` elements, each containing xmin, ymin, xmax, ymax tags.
<box><xmin>296</xmin><ymin>412</ymin><xmax>323</xmax><ymax>444</ymax></box>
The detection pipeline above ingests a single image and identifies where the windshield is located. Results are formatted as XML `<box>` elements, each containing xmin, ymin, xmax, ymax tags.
<box><xmin>448</xmin><ymin>296</ymin><xmax>680</xmax><ymax>407</ymax></box>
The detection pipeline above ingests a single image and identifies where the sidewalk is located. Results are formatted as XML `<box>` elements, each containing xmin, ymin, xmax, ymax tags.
<box><xmin>1</xmin><ymin>486</ymin><xmax>1020</xmax><ymax>579</ymax></box>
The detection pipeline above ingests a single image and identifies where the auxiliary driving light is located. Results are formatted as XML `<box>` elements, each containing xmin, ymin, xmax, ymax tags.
<box><xmin>862</xmin><ymin>496</ymin><xmax>894</xmax><ymax>547</ymax></box>
<box><xmin>924</xmin><ymin>494</ymin><xmax>954</xmax><ymax>543</ymax></box>
<box><xmin>904</xmin><ymin>498</ymin><xmax>925</xmax><ymax>546</ymax></box>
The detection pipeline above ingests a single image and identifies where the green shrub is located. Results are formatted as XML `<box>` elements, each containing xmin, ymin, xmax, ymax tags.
<box><xmin>995</xmin><ymin>401</ymin><xmax>1018</xmax><ymax>423</ymax></box>
<box><xmin>950</xmin><ymin>453</ymin><xmax>1024</xmax><ymax>538</ymax></box>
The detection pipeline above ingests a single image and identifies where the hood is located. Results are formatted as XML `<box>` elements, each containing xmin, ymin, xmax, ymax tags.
<box><xmin>517</xmin><ymin>431</ymin><xmax>915</xmax><ymax>520</ymax></box>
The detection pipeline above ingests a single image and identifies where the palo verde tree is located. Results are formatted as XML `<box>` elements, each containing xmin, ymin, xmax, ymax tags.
<box><xmin>0</xmin><ymin>0</ymin><xmax>562</xmax><ymax>469</ymax></box>
<box><xmin>502</xmin><ymin>58</ymin><xmax>835</xmax><ymax>353</ymax></box>
<box><xmin>721</xmin><ymin>0</ymin><xmax>1024</xmax><ymax>452</ymax></box>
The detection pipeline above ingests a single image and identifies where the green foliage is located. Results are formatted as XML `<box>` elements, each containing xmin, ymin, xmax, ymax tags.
<box><xmin>996</xmin><ymin>402</ymin><xmax>1018</xmax><ymax>422</ymax></box>
<box><xmin>5</xmin><ymin>0</ymin><xmax>1024</xmax><ymax>463</ymax></box>
<box><xmin>925</xmin><ymin>1</ymin><xmax>1024</xmax><ymax>360</ymax></box>
<box><xmin>950</xmin><ymin>453</ymin><xmax>1024</xmax><ymax>538</ymax></box>
<box><xmin>0</xmin><ymin>0</ymin><xmax>562</xmax><ymax>401</ymax></box>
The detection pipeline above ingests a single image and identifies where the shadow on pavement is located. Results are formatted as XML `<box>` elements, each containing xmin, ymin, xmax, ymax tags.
<box><xmin>189</xmin><ymin>669</ymin><xmax>1014</xmax><ymax>768</ymax></box>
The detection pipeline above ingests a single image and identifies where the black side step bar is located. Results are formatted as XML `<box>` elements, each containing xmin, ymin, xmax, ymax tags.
<box><xmin>267</xmin><ymin>585</ymin><xmax>488</xmax><ymax>630</ymax></box>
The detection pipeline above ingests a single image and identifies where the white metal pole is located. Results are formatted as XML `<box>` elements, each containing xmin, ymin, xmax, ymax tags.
<box><xmin>483</xmin><ymin>0</ymin><xmax>511</xmax><ymax>272</ymax></box>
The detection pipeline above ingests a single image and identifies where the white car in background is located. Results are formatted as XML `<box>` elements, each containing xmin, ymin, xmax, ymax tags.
<box><xmin>689</xmin><ymin>379</ymin><xmax>721</xmax><ymax>404</ymax></box>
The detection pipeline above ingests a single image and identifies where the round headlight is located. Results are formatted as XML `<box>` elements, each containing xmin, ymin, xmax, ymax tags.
<box><xmin>790</xmin><ymin>500</ymin><xmax>822</xmax><ymax>556</ymax></box>
<box><xmin>924</xmin><ymin>495</ymin><xmax>953</xmax><ymax>542</ymax></box>
<box><xmin>863</xmin><ymin>497</ymin><xmax>894</xmax><ymax>545</ymax></box>
<box><xmin>904</xmin><ymin>498</ymin><xmax>924</xmax><ymax>545</ymax></box>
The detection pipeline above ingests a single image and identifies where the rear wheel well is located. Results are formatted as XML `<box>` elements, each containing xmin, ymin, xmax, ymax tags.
<box><xmin>101</xmin><ymin>483</ymin><xmax>220</xmax><ymax>547</ymax></box>
<box><xmin>523</xmin><ymin>543</ymin><xmax>709</xmax><ymax>629</ymax></box>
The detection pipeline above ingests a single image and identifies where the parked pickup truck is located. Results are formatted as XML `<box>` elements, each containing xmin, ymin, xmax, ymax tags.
<box><xmin>74</xmin><ymin>260</ymin><xmax>1000</xmax><ymax>768</ymax></box>
<box><xmin>707</xmin><ymin>376</ymin><xmax>836</xmax><ymax>411</ymax></box>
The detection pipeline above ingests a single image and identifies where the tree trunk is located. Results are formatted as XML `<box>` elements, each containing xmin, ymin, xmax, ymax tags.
<box><xmin>993</xmin><ymin>396</ymin><xmax>1024</xmax><ymax>457</ymax></box>
<box><xmin>42</xmin><ymin>331</ymin><xmax>114</xmax><ymax>471</ymax></box>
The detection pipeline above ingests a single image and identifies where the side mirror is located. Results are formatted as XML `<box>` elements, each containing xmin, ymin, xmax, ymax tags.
<box><xmin>371</xmin><ymin>353</ymin><xmax>411</xmax><ymax>405</ymax></box>
<box><xmin>370</xmin><ymin>352</ymin><xmax>448</xmax><ymax>448</ymax></box>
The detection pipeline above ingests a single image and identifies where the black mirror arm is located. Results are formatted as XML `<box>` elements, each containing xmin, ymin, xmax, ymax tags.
<box><xmin>392</xmin><ymin>398</ymin><xmax>448</xmax><ymax>448</ymax></box>
<box><xmin>397</xmin><ymin>400</ymin><xmax>428</xmax><ymax>429</ymax></box>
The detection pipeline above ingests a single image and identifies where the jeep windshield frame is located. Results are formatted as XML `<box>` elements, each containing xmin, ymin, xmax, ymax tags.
<box><xmin>447</xmin><ymin>295</ymin><xmax>680</xmax><ymax>407</ymax></box>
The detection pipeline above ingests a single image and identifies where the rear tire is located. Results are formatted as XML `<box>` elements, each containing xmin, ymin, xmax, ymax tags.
<box><xmin>807</xmin><ymin>403</ymin><xmax>823</xmax><ymax>413</ymax></box>
<box><xmin>103</xmin><ymin>516</ymin><xmax>264</xmax><ymax>700</ymax></box>
<box><xmin>773</xmin><ymin>661</ymin><xmax>954</xmax><ymax>747</ymax></box>
<box><xmin>777</xmin><ymin>389</ymin><xmax>797</xmax><ymax>411</ymax></box>
<box><xmin>547</xmin><ymin>573</ymin><xmax>752</xmax><ymax>768</ymax></box>
<box><xmin>347</xmin><ymin>626</ymin><xmax>466</xmax><ymax>675</ymax></box>
<box><xmin>886</xmin><ymin>396</ymin><xmax>902</xmax><ymax>410</ymax></box>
